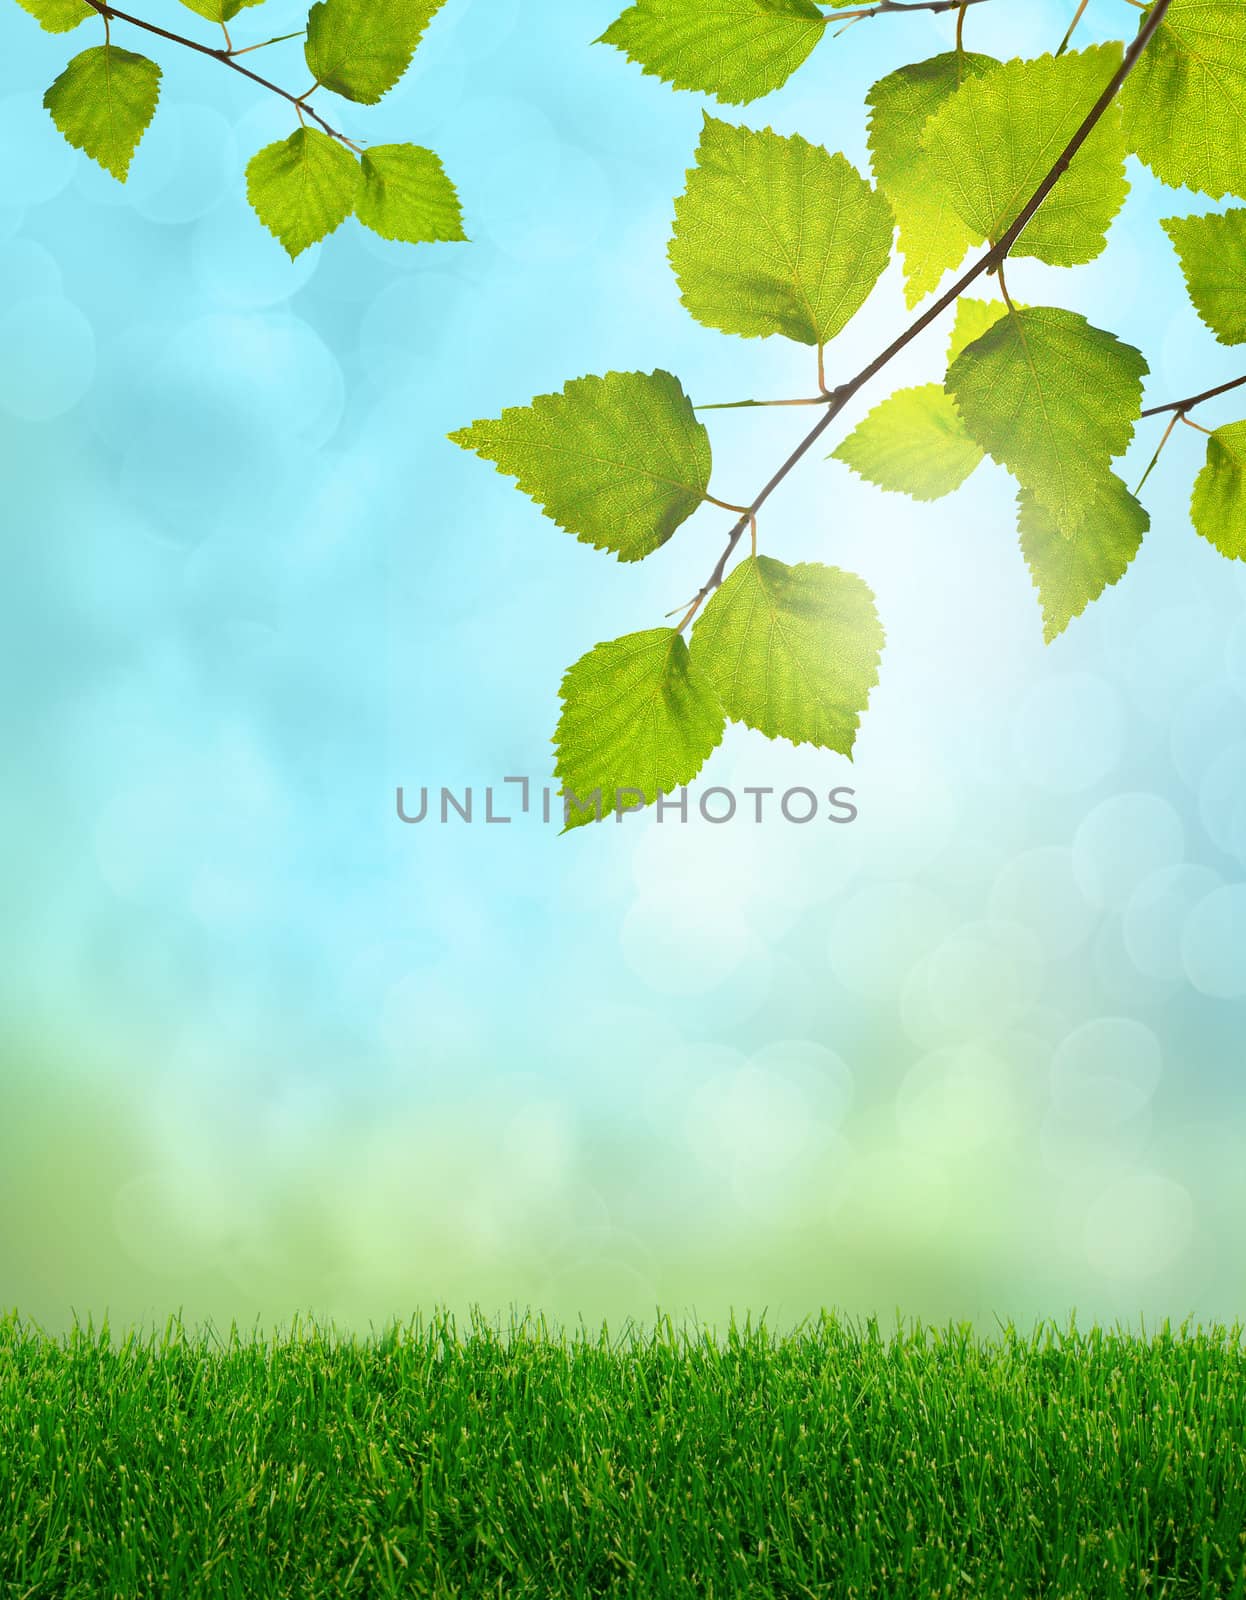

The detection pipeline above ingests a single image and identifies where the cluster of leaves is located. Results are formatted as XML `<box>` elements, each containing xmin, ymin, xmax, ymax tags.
<box><xmin>454</xmin><ymin>0</ymin><xmax>1246</xmax><ymax>830</ymax></box>
<box><xmin>15</xmin><ymin>0</ymin><xmax>464</xmax><ymax>256</ymax></box>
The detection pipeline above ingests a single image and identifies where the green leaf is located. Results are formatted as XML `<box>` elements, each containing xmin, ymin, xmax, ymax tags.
<box><xmin>245</xmin><ymin>127</ymin><xmax>360</xmax><ymax>258</ymax></box>
<box><xmin>669</xmin><ymin>117</ymin><xmax>894</xmax><ymax>347</ymax></box>
<box><xmin>946</xmin><ymin>296</ymin><xmax>1011</xmax><ymax>365</ymax></box>
<box><xmin>832</xmin><ymin>384</ymin><xmax>984</xmax><ymax>502</ymax></box>
<box><xmin>1122</xmin><ymin>0</ymin><xmax>1246</xmax><ymax>201</ymax></box>
<box><xmin>1162</xmin><ymin>209</ymin><xmax>1246</xmax><ymax>346</ymax></box>
<box><xmin>922</xmin><ymin>45</ymin><xmax>1128</xmax><ymax>268</ymax></box>
<box><xmin>13</xmin><ymin>0</ymin><xmax>90</xmax><ymax>33</ymax></box>
<box><xmin>1191</xmin><ymin>422</ymin><xmax>1246</xmax><ymax>560</ymax></box>
<box><xmin>554</xmin><ymin>629</ymin><xmax>725</xmax><ymax>829</ymax></box>
<box><xmin>176</xmin><ymin>0</ymin><xmax>266</xmax><ymax>23</ymax></box>
<box><xmin>597</xmin><ymin>0</ymin><xmax>826</xmax><ymax>106</ymax></box>
<box><xmin>449</xmin><ymin>371</ymin><xmax>712</xmax><ymax>564</ymax></box>
<box><xmin>689</xmin><ymin>556</ymin><xmax>884</xmax><ymax>755</ymax></box>
<box><xmin>43</xmin><ymin>46</ymin><xmax>161</xmax><ymax>181</ymax></box>
<box><xmin>947</xmin><ymin>307</ymin><xmax>1147</xmax><ymax>538</ymax></box>
<box><xmin>305</xmin><ymin>0</ymin><xmax>445</xmax><ymax>104</ymax></box>
<box><xmin>829</xmin><ymin>299</ymin><xmax>1017</xmax><ymax>500</ymax></box>
<box><xmin>356</xmin><ymin>143</ymin><xmax>465</xmax><ymax>244</ymax></box>
<box><xmin>866</xmin><ymin>51</ymin><xmax>998</xmax><ymax>310</ymax></box>
<box><xmin>1018</xmin><ymin>473</ymin><xmax>1148</xmax><ymax>642</ymax></box>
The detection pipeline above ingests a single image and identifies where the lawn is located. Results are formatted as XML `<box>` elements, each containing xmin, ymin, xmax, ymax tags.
<box><xmin>2</xmin><ymin>1308</ymin><xmax>1244</xmax><ymax>1598</ymax></box>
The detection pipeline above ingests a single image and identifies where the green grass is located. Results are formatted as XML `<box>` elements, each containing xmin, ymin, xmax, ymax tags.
<box><xmin>3</xmin><ymin>1309</ymin><xmax>1246</xmax><ymax>1599</ymax></box>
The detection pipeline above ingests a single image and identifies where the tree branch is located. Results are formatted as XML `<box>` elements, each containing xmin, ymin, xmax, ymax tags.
<box><xmin>680</xmin><ymin>0</ymin><xmax>1176</xmax><ymax>633</ymax></box>
<box><xmin>80</xmin><ymin>0</ymin><xmax>357</xmax><ymax>150</ymax></box>
<box><xmin>1141</xmin><ymin>373</ymin><xmax>1246</xmax><ymax>419</ymax></box>
<box><xmin>825</xmin><ymin>0</ymin><xmax>990</xmax><ymax>19</ymax></box>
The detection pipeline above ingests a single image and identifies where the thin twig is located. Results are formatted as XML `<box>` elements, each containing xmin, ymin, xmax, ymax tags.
<box><xmin>80</xmin><ymin>0</ymin><xmax>355</xmax><ymax>149</ymax></box>
<box><xmin>1132</xmin><ymin>373</ymin><xmax>1246</xmax><ymax>492</ymax></box>
<box><xmin>826</xmin><ymin>0</ymin><xmax>991</xmax><ymax>21</ymax></box>
<box><xmin>676</xmin><ymin>0</ymin><xmax>1177</xmax><ymax>634</ymax></box>
<box><xmin>1141</xmin><ymin>373</ymin><xmax>1246</xmax><ymax>418</ymax></box>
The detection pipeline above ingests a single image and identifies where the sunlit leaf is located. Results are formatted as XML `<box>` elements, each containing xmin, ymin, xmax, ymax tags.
<box><xmin>1162</xmin><ymin>209</ymin><xmax>1246</xmax><ymax>346</ymax></box>
<box><xmin>922</xmin><ymin>45</ymin><xmax>1128</xmax><ymax>268</ymax></box>
<box><xmin>1191</xmin><ymin>421</ymin><xmax>1246</xmax><ymax>559</ymax></box>
<box><xmin>598</xmin><ymin>0</ymin><xmax>826</xmax><ymax>106</ymax></box>
<box><xmin>554</xmin><ymin>629</ymin><xmax>725</xmax><ymax>828</ymax></box>
<box><xmin>305</xmin><ymin>0</ymin><xmax>446</xmax><ymax>104</ymax></box>
<box><xmin>356</xmin><ymin>144</ymin><xmax>465</xmax><ymax>244</ymax></box>
<box><xmin>690</xmin><ymin>556</ymin><xmax>884</xmax><ymax>755</ymax></box>
<box><xmin>1018</xmin><ymin>472</ymin><xmax>1148</xmax><ymax>641</ymax></box>
<box><xmin>867</xmin><ymin>50</ymin><xmax>998</xmax><ymax>308</ymax></box>
<box><xmin>44</xmin><ymin>45</ymin><xmax>161</xmax><ymax>181</ymax></box>
<box><xmin>670</xmin><ymin>117</ymin><xmax>893</xmax><ymax>347</ymax></box>
<box><xmin>1122</xmin><ymin>0</ymin><xmax>1246</xmax><ymax>200</ymax></box>
<box><xmin>449</xmin><ymin>371</ymin><xmax>713</xmax><ymax>563</ymax></box>
<box><xmin>246</xmin><ymin>127</ymin><xmax>360</xmax><ymax>257</ymax></box>
<box><xmin>947</xmin><ymin>306</ymin><xmax>1147</xmax><ymax>537</ymax></box>
<box><xmin>833</xmin><ymin>384</ymin><xmax>984</xmax><ymax>502</ymax></box>
<box><xmin>14</xmin><ymin>0</ymin><xmax>91</xmax><ymax>33</ymax></box>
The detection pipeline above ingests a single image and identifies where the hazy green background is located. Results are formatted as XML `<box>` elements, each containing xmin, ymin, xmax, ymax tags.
<box><xmin>3</xmin><ymin>0</ymin><xmax>1246</xmax><ymax>1337</ymax></box>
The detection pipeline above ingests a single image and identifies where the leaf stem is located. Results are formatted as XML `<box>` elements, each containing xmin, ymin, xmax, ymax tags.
<box><xmin>230</xmin><ymin>31</ymin><xmax>308</xmax><ymax>59</ymax></box>
<box><xmin>79</xmin><ymin>0</ymin><xmax>357</xmax><ymax>150</ymax></box>
<box><xmin>674</xmin><ymin>594</ymin><xmax>707</xmax><ymax>632</ymax></box>
<box><xmin>677</xmin><ymin>0</ymin><xmax>1176</xmax><ymax>634</ymax></box>
<box><xmin>1133</xmin><ymin>409</ymin><xmax>1181</xmax><ymax>496</ymax></box>
<box><xmin>1057</xmin><ymin>0</ymin><xmax>1091</xmax><ymax>56</ymax></box>
<box><xmin>696</xmin><ymin>397</ymin><xmax>831</xmax><ymax>411</ymax></box>
<box><xmin>996</xmin><ymin>254</ymin><xmax>1016</xmax><ymax>312</ymax></box>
